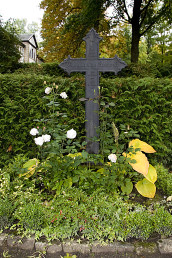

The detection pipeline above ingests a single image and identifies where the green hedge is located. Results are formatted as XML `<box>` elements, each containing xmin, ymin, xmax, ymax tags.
<box><xmin>11</xmin><ymin>62</ymin><xmax>172</xmax><ymax>78</ymax></box>
<box><xmin>0</xmin><ymin>74</ymin><xmax>171</xmax><ymax>168</ymax></box>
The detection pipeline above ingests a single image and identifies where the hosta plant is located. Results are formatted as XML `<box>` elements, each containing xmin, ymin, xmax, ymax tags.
<box><xmin>123</xmin><ymin>139</ymin><xmax>157</xmax><ymax>198</ymax></box>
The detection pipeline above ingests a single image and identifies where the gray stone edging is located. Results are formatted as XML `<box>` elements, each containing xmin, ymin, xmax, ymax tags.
<box><xmin>0</xmin><ymin>233</ymin><xmax>172</xmax><ymax>256</ymax></box>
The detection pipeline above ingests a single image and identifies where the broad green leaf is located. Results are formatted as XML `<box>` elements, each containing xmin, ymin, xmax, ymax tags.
<box><xmin>129</xmin><ymin>139</ymin><xmax>156</xmax><ymax>153</ymax></box>
<box><xmin>121</xmin><ymin>180</ymin><xmax>133</xmax><ymax>195</ymax></box>
<box><xmin>123</xmin><ymin>151</ymin><xmax>149</xmax><ymax>176</ymax></box>
<box><xmin>64</xmin><ymin>177</ymin><xmax>73</xmax><ymax>188</ymax></box>
<box><xmin>136</xmin><ymin>178</ymin><xmax>156</xmax><ymax>198</ymax></box>
<box><xmin>145</xmin><ymin>164</ymin><xmax>157</xmax><ymax>183</ymax></box>
<box><xmin>19</xmin><ymin>158</ymin><xmax>39</xmax><ymax>178</ymax></box>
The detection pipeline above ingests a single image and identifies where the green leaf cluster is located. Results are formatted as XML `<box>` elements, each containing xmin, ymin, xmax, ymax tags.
<box><xmin>0</xmin><ymin>187</ymin><xmax>172</xmax><ymax>242</ymax></box>
<box><xmin>0</xmin><ymin>22</ymin><xmax>21</xmax><ymax>73</ymax></box>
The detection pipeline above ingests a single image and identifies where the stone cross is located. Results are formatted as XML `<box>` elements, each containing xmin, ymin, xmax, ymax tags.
<box><xmin>59</xmin><ymin>28</ymin><xmax>127</xmax><ymax>154</ymax></box>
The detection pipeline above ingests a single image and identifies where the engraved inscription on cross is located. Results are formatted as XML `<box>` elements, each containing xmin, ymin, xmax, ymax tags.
<box><xmin>59</xmin><ymin>28</ymin><xmax>127</xmax><ymax>154</ymax></box>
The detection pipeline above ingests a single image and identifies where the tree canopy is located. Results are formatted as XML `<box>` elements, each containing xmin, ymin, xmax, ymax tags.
<box><xmin>40</xmin><ymin>0</ymin><xmax>171</xmax><ymax>63</ymax></box>
<box><xmin>0</xmin><ymin>18</ymin><xmax>21</xmax><ymax>73</ymax></box>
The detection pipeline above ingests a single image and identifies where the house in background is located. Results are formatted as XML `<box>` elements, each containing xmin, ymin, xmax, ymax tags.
<box><xmin>19</xmin><ymin>34</ymin><xmax>39</xmax><ymax>63</ymax></box>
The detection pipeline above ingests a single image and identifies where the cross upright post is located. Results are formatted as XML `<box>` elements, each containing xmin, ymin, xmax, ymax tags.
<box><xmin>59</xmin><ymin>28</ymin><xmax>127</xmax><ymax>154</ymax></box>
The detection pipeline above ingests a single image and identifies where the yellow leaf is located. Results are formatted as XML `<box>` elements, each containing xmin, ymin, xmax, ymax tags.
<box><xmin>129</xmin><ymin>139</ymin><xmax>156</xmax><ymax>153</ymax></box>
<box><xmin>145</xmin><ymin>164</ymin><xmax>157</xmax><ymax>183</ymax></box>
<box><xmin>97</xmin><ymin>168</ymin><xmax>105</xmax><ymax>174</ymax></box>
<box><xmin>123</xmin><ymin>151</ymin><xmax>149</xmax><ymax>176</ymax></box>
<box><xmin>19</xmin><ymin>158</ymin><xmax>39</xmax><ymax>178</ymax></box>
<box><xmin>106</xmin><ymin>162</ymin><xmax>112</xmax><ymax>166</ymax></box>
<box><xmin>67</xmin><ymin>152</ymin><xmax>82</xmax><ymax>158</ymax></box>
<box><xmin>136</xmin><ymin>178</ymin><xmax>156</xmax><ymax>198</ymax></box>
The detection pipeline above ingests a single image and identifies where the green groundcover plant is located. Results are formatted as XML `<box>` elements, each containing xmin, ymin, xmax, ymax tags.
<box><xmin>0</xmin><ymin>186</ymin><xmax>171</xmax><ymax>242</ymax></box>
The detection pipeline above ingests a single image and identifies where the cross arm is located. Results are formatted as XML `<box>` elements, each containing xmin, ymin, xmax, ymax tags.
<box><xmin>98</xmin><ymin>55</ymin><xmax>127</xmax><ymax>74</ymax></box>
<box><xmin>59</xmin><ymin>55</ymin><xmax>87</xmax><ymax>75</ymax></box>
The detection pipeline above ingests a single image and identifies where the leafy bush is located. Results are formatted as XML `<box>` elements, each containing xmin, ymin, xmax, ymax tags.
<box><xmin>14</xmin><ymin>199</ymin><xmax>47</xmax><ymax>231</ymax></box>
<box><xmin>13</xmin><ymin>62</ymin><xmax>67</xmax><ymax>77</ymax></box>
<box><xmin>0</xmin><ymin>160</ymin><xmax>172</xmax><ymax>242</ymax></box>
<box><xmin>153</xmin><ymin>205</ymin><xmax>172</xmax><ymax>237</ymax></box>
<box><xmin>0</xmin><ymin>24</ymin><xmax>21</xmax><ymax>74</ymax></box>
<box><xmin>12</xmin><ymin>62</ymin><xmax>172</xmax><ymax>78</ymax></box>
<box><xmin>155</xmin><ymin>164</ymin><xmax>172</xmax><ymax>196</ymax></box>
<box><xmin>0</xmin><ymin>197</ymin><xmax>15</xmax><ymax>229</ymax></box>
<box><xmin>125</xmin><ymin>207</ymin><xmax>154</xmax><ymax>240</ymax></box>
<box><xmin>0</xmin><ymin>74</ymin><xmax>171</xmax><ymax>169</ymax></box>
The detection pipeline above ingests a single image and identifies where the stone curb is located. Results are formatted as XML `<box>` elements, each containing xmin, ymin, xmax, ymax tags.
<box><xmin>0</xmin><ymin>233</ymin><xmax>172</xmax><ymax>256</ymax></box>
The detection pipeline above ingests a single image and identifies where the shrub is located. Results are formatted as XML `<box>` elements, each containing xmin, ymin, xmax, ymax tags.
<box><xmin>14</xmin><ymin>199</ymin><xmax>47</xmax><ymax>231</ymax></box>
<box><xmin>125</xmin><ymin>207</ymin><xmax>154</xmax><ymax>240</ymax></box>
<box><xmin>13</xmin><ymin>62</ymin><xmax>67</xmax><ymax>77</ymax></box>
<box><xmin>0</xmin><ymin>74</ymin><xmax>171</xmax><ymax>169</ymax></box>
<box><xmin>155</xmin><ymin>164</ymin><xmax>172</xmax><ymax>196</ymax></box>
<box><xmin>153</xmin><ymin>205</ymin><xmax>172</xmax><ymax>237</ymax></box>
<box><xmin>0</xmin><ymin>197</ymin><xmax>15</xmax><ymax>229</ymax></box>
<box><xmin>13</xmin><ymin>63</ymin><xmax>172</xmax><ymax>78</ymax></box>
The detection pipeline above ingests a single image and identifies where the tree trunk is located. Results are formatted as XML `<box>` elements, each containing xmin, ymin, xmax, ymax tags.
<box><xmin>131</xmin><ymin>25</ymin><xmax>140</xmax><ymax>63</ymax></box>
<box><xmin>131</xmin><ymin>0</ymin><xmax>142</xmax><ymax>63</ymax></box>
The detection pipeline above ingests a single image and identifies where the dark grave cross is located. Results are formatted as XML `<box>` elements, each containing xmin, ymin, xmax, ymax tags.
<box><xmin>59</xmin><ymin>28</ymin><xmax>127</xmax><ymax>154</ymax></box>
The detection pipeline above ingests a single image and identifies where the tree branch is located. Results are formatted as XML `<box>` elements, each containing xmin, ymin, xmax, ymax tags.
<box><xmin>140</xmin><ymin>0</ymin><xmax>153</xmax><ymax>14</ymax></box>
<box><xmin>140</xmin><ymin>19</ymin><xmax>157</xmax><ymax>36</ymax></box>
<box><xmin>140</xmin><ymin>6</ymin><xmax>166</xmax><ymax>36</ymax></box>
<box><xmin>124</xmin><ymin>0</ymin><xmax>132</xmax><ymax>23</ymax></box>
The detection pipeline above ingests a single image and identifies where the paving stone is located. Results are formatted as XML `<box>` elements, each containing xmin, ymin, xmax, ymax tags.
<box><xmin>114</xmin><ymin>242</ymin><xmax>135</xmax><ymax>253</ymax></box>
<box><xmin>92</xmin><ymin>242</ymin><xmax>117</xmax><ymax>253</ymax></box>
<box><xmin>158</xmin><ymin>239</ymin><xmax>172</xmax><ymax>254</ymax></box>
<box><xmin>91</xmin><ymin>241</ymin><xmax>134</xmax><ymax>253</ymax></box>
<box><xmin>7</xmin><ymin>235</ymin><xmax>20</xmax><ymax>248</ymax></box>
<box><xmin>0</xmin><ymin>233</ymin><xmax>7</xmax><ymax>246</ymax></box>
<box><xmin>135</xmin><ymin>242</ymin><xmax>158</xmax><ymax>255</ymax></box>
<box><xmin>18</xmin><ymin>237</ymin><xmax>35</xmax><ymax>250</ymax></box>
<box><xmin>35</xmin><ymin>241</ymin><xmax>48</xmax><ymax>252</ymax></box>
<box><xmin>47</xmin><ymin>243</ymin><xmax>62</xmax><ymax>254</ymax></box>
<box><xmin>63</xmin><ymin>241</ymin><xmax>91</xmax><ymax>254</ymax></box>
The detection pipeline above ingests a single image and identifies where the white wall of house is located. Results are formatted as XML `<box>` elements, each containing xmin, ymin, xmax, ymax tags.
<box><xmin>29</xmin><ymin>44</ymin><xmax>37</xmax><ymax>63</ymax></box>
<box><xmin>19</xmin><ymin>34</ymin><xmax>38</xmax><ymax>63</ymax></box>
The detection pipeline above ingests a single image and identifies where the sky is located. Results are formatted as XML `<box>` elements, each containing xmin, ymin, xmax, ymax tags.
<box><xmin>0</xmin><ymin>0</ymin><xmax>44</xmax><ymax>26</ymax></box>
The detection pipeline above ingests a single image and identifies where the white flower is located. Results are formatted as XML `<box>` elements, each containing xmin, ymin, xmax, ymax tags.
<box><xmin>60</xmin><ymin>92</ymin><xmax>68</xmax><ymax>99</ymax></box>
<box><xmin>42</xmin><ymin>134</ymin><xmax>51</xmax><ymax>142</ymax></box>
<box><xmin>108</xmin><ymin>154</ymin><xmax>117</xmax><ymax>163</ymax></box>
<box><xmin>34</xmin><ymin>136</ymin><xmax>44</xmax><ymax>146</ymax></box>
<box><xmin>66</xmin><ymin>129</ymin><xmax>77</xmax><ymax>139</ymax></box>
<box><xmin>167</xmin><ymin>196</ymin><xmax>172</xmax><ymax>202</ymax></box>
<box><xmin>45</xmin><ymin>87</ymin><xmax>52</xmax><ymax>94</ymax></box>
<box><xmin>30</xmin><ymin>128</ymin><xmax>39</xmax><ymax>136</ymax></box>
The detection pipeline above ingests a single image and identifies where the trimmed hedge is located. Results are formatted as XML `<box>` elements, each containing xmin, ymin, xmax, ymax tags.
<box><xmin>11</xmin><ymin>62</ymin><xmax>172</xmax><ymax>78</ymax></box>
<box><xmin>0</xmin><ymin>74</ymin><xmax>171</xmax><ymax>168</ymax></box>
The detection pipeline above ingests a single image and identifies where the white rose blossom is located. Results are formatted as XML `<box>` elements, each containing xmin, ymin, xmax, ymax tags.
<box><xmin>30</xmin><ymin>128</ymin><xmax>39</xmax><ymax>136</ymax></box>
<box><xmin>60</xmin><ymin>92</ymin><xmax>68</xmax><ymax>99</ymax></box>
<box><xmin>34</xmin><ymin>136</ymin><xmax>44</xmax><ymax>146</ymax></box>
<box><xmin>45</xmin><ymin>87</ymin><xmax>52</xmax><ymax>94</ymax></box>
<box><xmin>66</xmin><ymin>129</ymin><xmax>77</xmax><ymax>139</ymax></box>
<box><xmin>108</xmin><ymin>154</ymin><xmax>117</xmax><ymax>163</ymax></box>
<box><xmin>42</xmin><ymin>134</ymin><xmax>51</xmax><ymax>142</ymax></box>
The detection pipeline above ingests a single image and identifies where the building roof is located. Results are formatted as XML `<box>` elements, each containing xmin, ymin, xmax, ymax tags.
<box><xmin>19</xmin><ymin>34</ymin><xmax>38</xmax><ymax>49</ymax></box>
